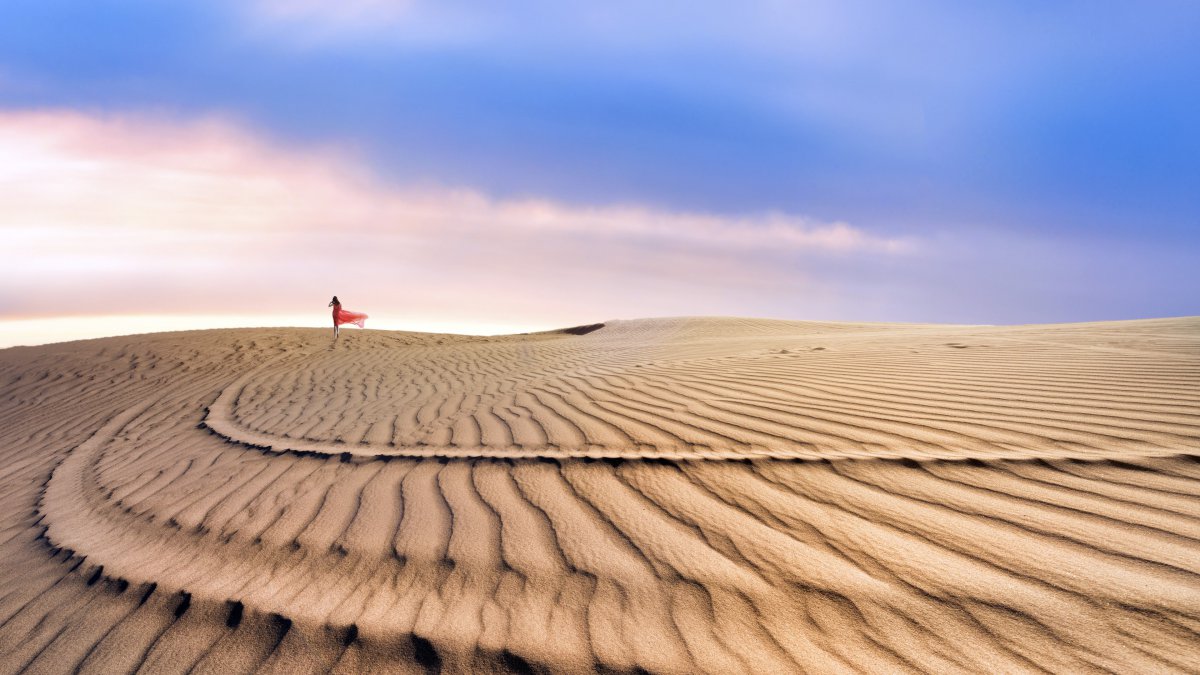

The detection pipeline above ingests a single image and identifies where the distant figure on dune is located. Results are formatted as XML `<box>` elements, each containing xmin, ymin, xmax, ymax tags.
<box><xmin>329</xmin><ymin>296</ymin><xmax>368</xmax><ymax>339</ymax></box>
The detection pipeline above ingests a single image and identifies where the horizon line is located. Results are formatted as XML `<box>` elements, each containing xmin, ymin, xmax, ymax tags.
<box><xmin>3</xmin><ymin>312</ymin><xmax>1197</xmax><ymax>350</ymax></box>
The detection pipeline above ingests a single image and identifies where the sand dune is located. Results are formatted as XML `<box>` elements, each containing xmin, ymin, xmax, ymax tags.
<box><xmin>2</xmin><ymin>317</ymin><xmax>1199</xmax><ymax>673</ymax></box>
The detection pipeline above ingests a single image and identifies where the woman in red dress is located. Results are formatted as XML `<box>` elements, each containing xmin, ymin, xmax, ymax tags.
<box><xmin>328</xmin><ymin>296</ymin><xmax>368</xmax><ymax>339</ymax></box>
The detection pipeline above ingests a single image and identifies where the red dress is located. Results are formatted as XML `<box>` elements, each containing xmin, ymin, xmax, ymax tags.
<box><xmin>332</xmin><ymin>303</ymin><xmax>368</xmax><ymax>328</ymax></box>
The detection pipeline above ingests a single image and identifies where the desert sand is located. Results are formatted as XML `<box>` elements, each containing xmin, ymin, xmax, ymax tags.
<box><xmin>1</xmin><ymin>316</ymin><xmax>1199</xmax><ymax>673</ymax></box>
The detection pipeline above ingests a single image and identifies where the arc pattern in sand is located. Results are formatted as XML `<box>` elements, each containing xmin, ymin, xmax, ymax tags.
<box><xmin>209</xmin><ymin>318</ymin><xmax>1200</xmax><ymax>461</ymax></box>
<box><xmin>2</xmin><ymin>317</ymin><xmax>1200</xmax><ymax>673</ymax></box>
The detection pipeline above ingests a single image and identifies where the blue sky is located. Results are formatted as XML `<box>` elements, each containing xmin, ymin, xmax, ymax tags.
<box><xmin>1</xmin><ymin>1</ymin><xmax>1197</xmax><ymax>341</ymax></box>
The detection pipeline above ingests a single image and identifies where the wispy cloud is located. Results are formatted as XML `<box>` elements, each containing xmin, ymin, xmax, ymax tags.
<box><xmin>245</xmin><ymin>0</ymin><xmax>413</xmax><ymax>37</ymax></box>
<box><xmin>0</xmin><ymin>109</ymin><xmax>911</xmax><ymax>340</ymax></box>
<box><xmin>235</xmin><ymin>0</ymin><xmax>479</xmax><ymax>47</ymax></box>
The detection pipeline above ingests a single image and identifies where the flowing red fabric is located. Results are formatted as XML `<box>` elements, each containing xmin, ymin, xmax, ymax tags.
<box><xmin>332</xmin><ymin>304</ymin><xmax>368</xmax><ymax>328</ymax></box>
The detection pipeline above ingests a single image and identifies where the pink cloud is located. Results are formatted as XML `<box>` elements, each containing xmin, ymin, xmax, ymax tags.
<box><xmin>0</xmin><ymin>109</ymin><xmax>914</xmax><ymax>340</ymax></box>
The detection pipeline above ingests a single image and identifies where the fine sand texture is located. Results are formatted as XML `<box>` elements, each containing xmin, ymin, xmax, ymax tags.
<box><xmin>1</xmin><ymin>316</ymin><xmax>1199</xmax><ymax>673</ymax></box>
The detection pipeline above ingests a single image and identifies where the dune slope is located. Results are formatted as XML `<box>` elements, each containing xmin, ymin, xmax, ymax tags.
<box><xmin>1</xmin><ymin>317</ymin><xmax>1199</xmax><ymax>673</ymax></box>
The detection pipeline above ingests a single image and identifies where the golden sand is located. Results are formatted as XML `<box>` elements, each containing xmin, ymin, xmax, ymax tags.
<box><xmin>2</xmin><ymin>317</ymin><xmax>1199</xmax><ymax>672</ymax></box>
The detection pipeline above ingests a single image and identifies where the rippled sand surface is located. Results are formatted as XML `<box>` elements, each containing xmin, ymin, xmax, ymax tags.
<box><xmin>2</xmin><ymin>316</ymin><xmax>1199</xmax><ymax>673</ymax></box>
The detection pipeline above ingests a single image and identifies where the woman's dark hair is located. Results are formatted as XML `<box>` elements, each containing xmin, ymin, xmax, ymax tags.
<box><xmin>331</xmin><ymin>296</ymin><xmax>339</xmax><ymax>304</ymax></box>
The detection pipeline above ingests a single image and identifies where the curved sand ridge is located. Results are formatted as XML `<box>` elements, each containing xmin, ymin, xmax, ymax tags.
<box><xmin>208</xmin><ymin>317</ymin><xmax>1199</xmax><ymax>461</ymax></box>
<box><xmin>3</xmin><ymin>317</ymin><xmax>1200</xmax><ymax>673</ymax></box>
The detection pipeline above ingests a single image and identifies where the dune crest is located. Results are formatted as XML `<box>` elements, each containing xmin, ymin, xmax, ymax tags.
<box><xmin>2</xmin><ymin>317</ymin><xmax>1200</xmax><ymax>672</ymax></box>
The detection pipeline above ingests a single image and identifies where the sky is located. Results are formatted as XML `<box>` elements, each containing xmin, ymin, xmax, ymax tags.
<box><xmin>1</xmin><ymin>1</ymin><xmax>1198</xmax><ymax>346</ymax></box>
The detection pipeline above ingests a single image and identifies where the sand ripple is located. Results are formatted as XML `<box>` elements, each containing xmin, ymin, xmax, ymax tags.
<box><xmin>2</xmin><ymin>317</ymin><xmax>1200</xmax><ymax>672</ymax></box>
